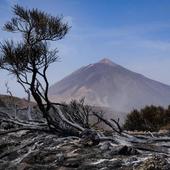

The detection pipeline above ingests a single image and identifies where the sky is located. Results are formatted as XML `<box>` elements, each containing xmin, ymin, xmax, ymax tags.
<box><xmin>0</xmin><ymin>0</ymin><xmax>170</xmax><ymax>97</ymax></box>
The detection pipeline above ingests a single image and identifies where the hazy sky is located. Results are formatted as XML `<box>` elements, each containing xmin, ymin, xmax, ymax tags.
<box><xmin>0</xmin><ymin>0</ymin><xmax>170</xmax><ymax>97</ymax></box>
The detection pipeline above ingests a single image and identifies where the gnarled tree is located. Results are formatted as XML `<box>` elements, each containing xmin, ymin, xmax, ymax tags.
<box><xmin>0</xmin><ymin>5</ymin><xmax>69</xmax><ymax>131</ymax></box>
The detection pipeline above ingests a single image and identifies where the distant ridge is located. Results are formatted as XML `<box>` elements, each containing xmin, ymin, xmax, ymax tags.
<box><xmin>0</xmin><ymin>94</ymin><xmax>35</xmax><ymax>108</ymax></box>
<box><xmin>49</xmin><ymin>58</ymin><xmax>170</xmax><ymax>122</ymax></box>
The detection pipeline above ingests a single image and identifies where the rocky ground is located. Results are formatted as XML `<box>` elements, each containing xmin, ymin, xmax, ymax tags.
<box><xmin>0</xmin><ymin>129</ymin><xmax>169</xmax><ymax>170</ymax></box>
<box><xmin>0</xmin><ymin>103</ymin><xmax>170</xmax><ymax>170</ymax></box>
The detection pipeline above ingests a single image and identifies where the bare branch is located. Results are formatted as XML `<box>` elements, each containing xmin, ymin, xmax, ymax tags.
<box><xmin>93</xmin><ymin>112</ymin><xmax>122</xmax><ymax>134</ymax></box>
<box><xmin>5</xmin><ymin>81</ymin><xmax>13</xmax><ymax>97</ymax></box>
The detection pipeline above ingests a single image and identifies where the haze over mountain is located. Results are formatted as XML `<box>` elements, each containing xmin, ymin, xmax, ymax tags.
<box><xmin>49</xmin><ymin>58</ymin><xmax>170</xmax><ymax>114</ymax></box>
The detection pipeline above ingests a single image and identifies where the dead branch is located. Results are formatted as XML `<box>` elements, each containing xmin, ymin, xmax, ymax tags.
<box><xmin>52</xmin><ymin>106</ymin><xmax>85</xmax><ymax>132</ymax></box>
<box><xmin>93</xmin><ymin>112</ymin><xmax>122</xmax><ymax>134</ymax></box>
<box><xmin>110</xmin><ymin>118</ymin><xmax>122</xmax><ymax>134</ymax></box>
<box><xmin>5</xmin><ymin>81</ymin><xmax>13</xmax><ymax>97</ymax></box>
<box><xmin>99</xmin><ymin>136</ymin><xmax>120</xmax><ymax>144</ymax></box>
<box><xmin>133</xmin><ymin>143</ymin><xmax>169</xmax><ymax>154</ymax></box>
<box><xmin>0</xmin><ymin>117</ymin><xmax>48</xmax><ymax>128</ymax></box>
<box><xmin>0</xmin><ymin>111</ymin><xmax>12</xmax><ymax>119</ymax></box>
<box><xmin>0</xmin><ymin>127</ymin><xmax>50</xmax><ymax>136</ymax></box>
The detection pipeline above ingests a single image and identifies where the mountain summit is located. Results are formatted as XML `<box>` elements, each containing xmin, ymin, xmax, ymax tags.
<box><xmin>98</xmin><ymin>58</ymin><xmax>118</xmax><ymax>66</ymax></box>
<box><xmin>49</xmin><ymin>58</ymin><xmax>170</xmax><ymax>121</ymax></box>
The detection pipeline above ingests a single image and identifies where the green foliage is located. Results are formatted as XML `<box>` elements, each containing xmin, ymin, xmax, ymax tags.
<box><xmin>4</xmin><ymin>5</ymin><xmax>69</xmax><ymax>43</ymax></box>
<box><xmin>123</xmin><ymin>105</ymin><xmax>170</xmax><ymax>131</ymax></box>
<box><xmin>0</xmin><ymin>5</ymin><xmax>69</xmax><ymax>76</ymax></box>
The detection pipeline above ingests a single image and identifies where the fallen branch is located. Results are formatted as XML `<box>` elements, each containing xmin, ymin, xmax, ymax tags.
<box><xmin>0</xmin><ymin>127</ymin><xmax>50</xmax><ymax>136</ymax></box>
<box><xmin>99</xmin><ymin>136</ymin><xmax>120</xmax><ymax>144</ymax></box>
<box><xmin>0</xmin><ymin>111</ymin><xmax>12</xmax><ymax>119</ymax></box>
<box><xmin>0</xmin><ymin>117</ymin><xmax>47</xmax><ymax>128</ymax></box>
<box><xmin>133</xmin><ymin>143</ymin><xmax>169</xmax><ymax>154</ymax></box>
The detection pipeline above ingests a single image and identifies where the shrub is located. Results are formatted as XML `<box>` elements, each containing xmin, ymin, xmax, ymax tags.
<box><xmin>123</xmin><ymin>105</ymin><xmax>170</xmax><ymax>131</ymax></box>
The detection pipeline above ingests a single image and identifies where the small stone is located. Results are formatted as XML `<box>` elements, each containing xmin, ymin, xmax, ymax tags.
<box><xmin>80</xmin><ymin>129</ymin><xmax>100</xmax><ymax>146</ymax></box>
<box><xmin>118</xmin><ymin>145</ymin><xmax>139</xmax><ymax>155</ymax></box>
<box><xmin>63</xmin><ymin>158</ymin><xmax>81</xmax><ymax>168</ymax></box>
<box><xmin>99</xmin><ymin>142</ymin><xmax>111</xmax><ymax>151</ymax></box>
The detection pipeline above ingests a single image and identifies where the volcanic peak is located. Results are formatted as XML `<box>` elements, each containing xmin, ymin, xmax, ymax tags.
<box><xmin>98</xmin><ymin>58</ymin><xmax>118</xmax><ymax>66</ymax></box>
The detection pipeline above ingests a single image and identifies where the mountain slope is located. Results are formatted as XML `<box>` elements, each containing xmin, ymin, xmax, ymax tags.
<box><xmin>49</xmin><ymin>58</ymin><xmax>170</xmax><ymax>113</ymax></box>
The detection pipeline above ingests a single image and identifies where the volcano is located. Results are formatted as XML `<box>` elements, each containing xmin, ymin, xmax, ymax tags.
<box><xmin>49</xmin><ymin>58</ymin><xmax>170</xmax><ymax>119</ymax></box>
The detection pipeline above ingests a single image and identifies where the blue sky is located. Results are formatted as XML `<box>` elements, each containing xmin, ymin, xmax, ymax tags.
<box><xmin>0</xmin><ymin>0</ymin><xmax>170</xmax><ymax>97</ymax></box>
